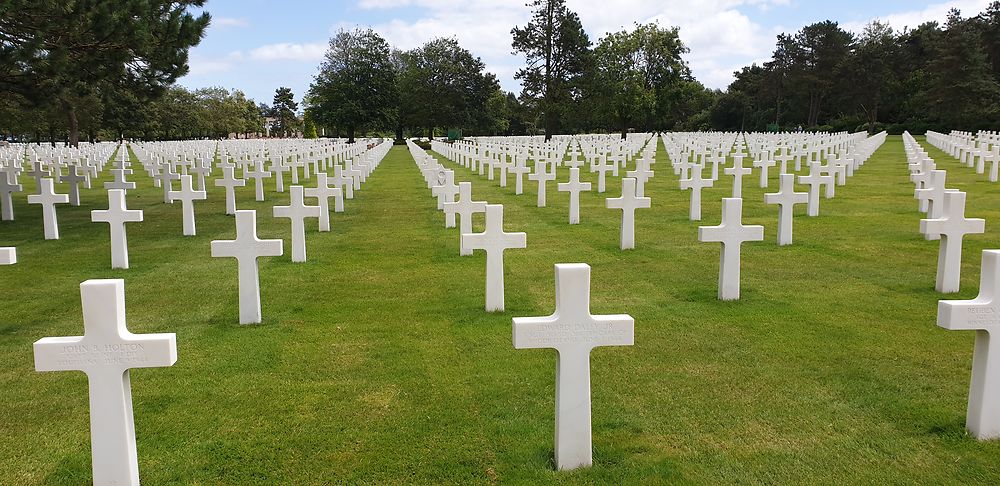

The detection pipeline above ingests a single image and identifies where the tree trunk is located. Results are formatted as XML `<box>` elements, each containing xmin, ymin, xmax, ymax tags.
<box><xmin>348</xmin><ymin>126</ymin><xmax>355</xmax><ymax>144</ymax></box>
<box><xmin>64</xmin><ymin>99</ymin><xmax>80</xmax><ymax>148</ymax></box>
<box><xmin>395</xmin><ymin>125</ymin><xmax>404</xmax><ymax>142</ymax></box>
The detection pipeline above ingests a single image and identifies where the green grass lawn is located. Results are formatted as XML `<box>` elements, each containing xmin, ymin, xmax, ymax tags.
<box><xmin>3</xmin><ymin>135</ymin><xmax>1000</xmax><ymax>484</ymax></box>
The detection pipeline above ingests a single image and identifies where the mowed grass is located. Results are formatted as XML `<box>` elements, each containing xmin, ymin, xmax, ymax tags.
<box><xmin>2</xmin><ymin>135</ymin><xmax>1000</xmax><ymax>484</ymax></box>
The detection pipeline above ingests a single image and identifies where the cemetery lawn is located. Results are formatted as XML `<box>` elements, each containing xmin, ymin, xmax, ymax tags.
<box><xmin>5</xmin><ymin>135</ymin><xmax>1000</xmax><ymax>484</ymax></box>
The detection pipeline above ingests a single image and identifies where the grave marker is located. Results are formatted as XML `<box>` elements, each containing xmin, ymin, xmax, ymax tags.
<box><xmin>92</xmin><ymin>190</ymin><xmax>144</xmax><ymax>269</ymax></box>
<box><xmin>462</xmin><ymin>204</ymin><xmax>526</xmax><ymax>312</ymax></box>
<box><xmin>273</xmin><ymin>185</ymin><xmax>321</xmax><ymax>262</ymax></box>
<box><xmin>211</xmin><ymin>210</ymin><xmax>284</xmax><ymax>324</ymax></box>
<box><xmin>938</xmin><ymin>250</ymin><xmax>1000</xmax><ymax>439</ymax></box>
<box><xmin>698</xmin><ymin>198</ymin><xmax>764</xmax><ymax>300</ymax></box>
<box><xmin>606</xmin><ymin>178</ymin><xmax>651</xmax><ymax>250</ymax></box>
<box><xmin>512</xmin><ymin>263</ymin><xmax>634</xmax><ymax>471</ymax></box>
<box><xmin>34</xmin><ymin>279</ymin><xmax>177</xmax><ymax>486</ymax></box>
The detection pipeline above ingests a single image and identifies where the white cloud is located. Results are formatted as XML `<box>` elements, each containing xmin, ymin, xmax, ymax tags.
<box><xmin>356</xmin><ymin>0</ymin><xmax>791</xmax><ymax>92</ymax></box>
<box><xmin>843</xmin><ymin>0</ymin><xmax>992</xmax><ymax>32</ymax></box>
<box><xmin>249</xmin><ymin>42</ymin><xmax>327</xmax><ymax>62</ymax></box>
<box><xmin>188</xmin><ymin>57</ymin><xmax>233</xmax><ymax>76</ymax></box>
<box><xmin>213</xmin><ymin>17</ymin><xmax>249</xmax><ymax>28</ymax></box>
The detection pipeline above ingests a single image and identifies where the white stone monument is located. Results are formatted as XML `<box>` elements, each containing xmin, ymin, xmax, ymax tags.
<box><xmin>528</xmin><ymin>161</ymin><xmax>556</xmax><ymax>207</ymax></box>
<box><xmin>512</xmin><ymin>263</ymin><xmax>634</xmax><ymax>471</ymax></box>
<box><xmin>680</xmin><ymin>164</ymin><xmax>712</xmax><ymax>221</ymax></box>
<box><xmin>304</xmin><ymin>172</ymin><xmax>343</xmax><ymax>232</ymax></box>
<box><xmin>921</xmin><ymin>191</ymin><xmax>986</xmax><ymax>293</ymax></box>
<box><xmin>462</xmin><ymin>204</ymin><xmax>526</xmax><ymax>312</ymax></box>
<box><xmin>0</xmin><ymin>172</ymin><xmax>23</xmax><ymax>221</ymax></box>
<box><xmin>168</xmin><ymin>175</ymin><xmax>207</xmax><ymax>236</ymax></box>
<box><xmin>0</xmin><ymin>247</ymin><xmax>15</xmax><ymax>264</ymax></box>
<box><xmin>215</xmin><ymin>166</ymin><xmax>246</xmax><ymax>215</ymax></box>
<box><xmin>443</xmin><ymin>182</ymin><xmax>487</xmax><ymax>256</ymax></box>
<box><xmin>557</xmin><ymin>167</ymin><xmax>592</xmax><ymax>225</ymax></box>
<box><xmin>764</xmin><ymin>173</ymin><xmax>809</xmax><ymax>246</ymax></box>
<box><xmin>92</xmin><ymin>189</ymin><xmax>144</xmax><ymax>269</ymax></box>
<box><xmin>938</xmin><ymin>250</ymin><xmax>1000</xmax><ymax>439</ymax></box>
<box><xmin>211</xmin><ymin>210</ymin><xmax>284</xmax><ymax>324</ymax></box>
<box><xmin>698</xmin><ymin>198</ymin><xmax>764</xmax><ymax>300</ymax></box>
<box><xmin>273</xmin><ymin>185</ymin><xmax>321</xmax><ymax>263</ymax></box>
<box><xmin>606</xmin><ymin>178</ymin><xmax>651</xmax><ymax>250</ymax></box>
<box><xmin>27</xmin><ymin>178</ymin><xmax>69</xmax><ymax>240</ymax></box>
<box><xmin>34</xmin><ymin>279</ymin><xmax>177</xmax><ymax>486</ymax></box>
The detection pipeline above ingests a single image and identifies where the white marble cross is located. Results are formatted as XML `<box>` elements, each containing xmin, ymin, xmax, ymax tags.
<box><xmin>26</xmin><ymin>161</ymin><xmax>50</xmax><ymax>194</ymax></box>
<box><xmin>245</xmin><ymin>162</ymin><xmax>272</xmax><ymax>202</ymax></box>
<box><xmin>753</xmin><ymin>155</ymin><xmax>776</xmax><ymax>188</ymax></box>
<box><xmin>211</xmin><ymin>210</ymin><xmax>283</xmax><ymax>324</ymax></box>
<box><xmin>625</xmin><ymin>162</ymin><xmax>653</xmax><ymax>197</ymax></box>
<box><xmin>331</xmin><ymin>165</ymin><xmax>354</xmax><ymax>200</ymax></box>
<box><xmin>921</xmin><ymin>191</ymin><xmax>986</xmax><ymax>293</ymax></box>
<box><xmin>189</xmin><ymin>160</ymin><xmax>211</xmax><ymax>191</ymax></box>
<box><xmin>154</xmin><ymin>164</ymin><xmax>180</xmax><ymax>204</ymax></box>
<box><xmin>512</xmin><ymin>263</ymin><xmax>634</xmax><ymax>471</ymax></box>
<box><xmin>680</xmin><ymin>163</ymin><xmax>712</xmax><ymax>221</ymax></box>
<box><xmin>92</xmin><ymin>189</ymin><xmax>144</xmax><ymax>269</ymax></box>
<box><xmin>270</xmin><ymin>159</ymin><xmax>289</xmax><ymax>193</ymax></box>
<box><xmin>168</xmin><ymin>175</ymin><xmax>207</xmax><ymax>236</ymax></box>
<box><xmin>725</xmin><ymin>155</ymin><xmax>752</xmax><ymax>198</ymax></box>
<box><xmin>432</xmin><ymin>171</ymin><xmax>460</xmax><ymax>228</ymax></box>
<box><xmin>0</xmin><ymin>247</ymin><xmax>15</xmax><ymax>264</ymax></box>
<box><xmin>698</xmin><ymin>198</ymin><xmax>764</xmax><ymax>300</ymax></box>
<box><xmin>462</xmin><ymin>204</ymin><xmax>526</xmax><ymax>312</ymax></box>
<box><xmin>938</xmin><ymin>250</ymin><xmax>1000</xmax><ymax>439</ymax></box>
<box><xmin>528</xmin><ymin>161</ymin><xmax>556</xmax><ymax>207</ymax></box>
<box><xmin>27</xmin><ymin>178</ymin><xmax>69</xmax><ymax>240</ymax></box>
<box><xmin>797</xmin><ymin>162</ymin><xmax>830</xmax><ymax>217</ymax></box>
<box><xmin>591</xmin><ymin>157</ymin><xmax>615</xmax><ymax>193</ymax></box>
<box><xmin>59</xmin><ymin>164</ymin><xmax>87</xmax><ymax>206</ymax></box>
<box><xmin>273</xmin><ymin>185</ymin><xmax>321</xmax><ymax>262</ymax></box>
<box><xmin>557</xmin><ymin>167</ymin><xmax>592</xmax><ymax>224</ymax></box>
<box><xmin>606</xmin><ymin>178</ymin><xmax>651</xmax><ymax>250</ymax></box>
<box><xmin>304</xmin><ymin>173</ymin><xmax>343</xmax><ymax>232</ymax></box>
<box><xmin>105</xmin><ymin>168</ymin><xmax>136</xmax><ymax>192</ymax></box>
<box><xmin>34</xmin><ymin>279</ymin><xmax>177</xmax><ymax>486</ymax></box>
<box><xmin>764</xmin><ymin>173</ymin><xmax>809</xmax><ymax>245</ymax></box>
<box><xmin>0</xmin><ymin>172</ymin><xmax>22</xmax><ymax>221</ymax></box>
<box><xmin>509</xmin><ymin>159</ymin><xmax>531</xmax><ymax>195</ymax></box>
<box><xmin>443</xmin><ymin>182</ymin><xmax>487</xmax><ymax>256</ymax></box>
<box><xmin>215</xmin><ymin>166</ymin><xmax>246</xmax><ymax>215</ymax></box>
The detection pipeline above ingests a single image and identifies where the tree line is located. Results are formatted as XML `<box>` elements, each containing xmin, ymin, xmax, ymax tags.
<box><xmin>711</xmin><ymin>4</ymin><xmax>1000</xmax><ymax>134</ymax></box>
<box><xmin>306</xmin><ymin>0</ymin><xmax>699</xmax><ymax>141</ymax></box>
<box><xmin>4</xmin><ymin>0</ymin><xmax>1000</xmax><ymax>145</ymax></box>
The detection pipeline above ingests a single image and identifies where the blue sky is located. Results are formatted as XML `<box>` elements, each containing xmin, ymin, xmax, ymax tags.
<box><xmin>178</xmin><ymin>0</ymin><xmax>996</xmax><ymax>107</ymax></box>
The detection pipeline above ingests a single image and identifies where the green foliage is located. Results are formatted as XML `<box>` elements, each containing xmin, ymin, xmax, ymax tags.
<box><xmin>308</xmin><ymin>28</ymin><xmax>398</xmax><ymax>143</ymax></box>
<box><xmin>511</xmin><ymin>0</ymin><xmax>592</xmax><ymax>139</ymax></box>
<box><xmin>0</xmin><ymin>0</ymin><xmax>209</xmax><ymax>145</ymax></box>
<box><xmin>713</xmin><ymin>2</ymin><xmax>1000</xmax><ymax>133</ymax></box>
<box><xmin>7</xmin><ymin>140</ymin><xmax>1000</xmax><ymax>482</ymax></box>
<box><xmin>395</xmin><ymin>38</ymin><xmax>501</xmax><ymax>138</ymax></box>
<box><xmin>594</xmin><ymin>23</ymin><xmax>690</xmax><ymax>138</ymax></box>
<box><xmin>271</xmin><ymin>87</ymin><xmax>300</xmax><ymax>138</ymax></box>
<box><xmin>303</xmin><ymin>116</ymin><xmax>318</xmax><ymax>139</ymax></box>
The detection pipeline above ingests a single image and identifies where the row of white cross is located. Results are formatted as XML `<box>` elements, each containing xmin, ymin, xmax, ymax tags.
<box><xmin>22</xmin><ymin>139</ymin><xmax>393</xmax><ymax>486</ymax></box>
<box><xmin>409</xmin><ymin>139</ymin><xmax>633</xmax><ymax>471</ymax></box>
<box><xmin>905</xmin><ymin>131</ymin><xmax>1000</xmax><ymax>441</ymax></box>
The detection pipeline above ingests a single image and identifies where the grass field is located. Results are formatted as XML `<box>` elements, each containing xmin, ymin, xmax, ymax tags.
<box><xmin>3</xmin><ymin>135</ymin><xmax>1000</xmax><ymax>484</ymax></box>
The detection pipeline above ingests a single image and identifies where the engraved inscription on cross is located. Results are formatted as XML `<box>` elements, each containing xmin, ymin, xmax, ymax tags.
<box><xmin>513</xmin><ymin>263</ymin><xmax>634</xmax><ymax>471</ymax></box>
<box><xmin>34</xmin><ymin>279</ymin><xmax>177</xmax><ymax>486</ymax></box>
